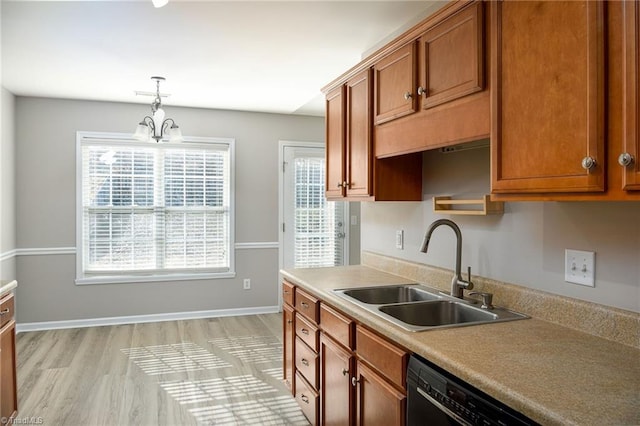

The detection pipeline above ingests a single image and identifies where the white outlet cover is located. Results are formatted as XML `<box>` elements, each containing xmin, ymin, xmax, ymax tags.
<box><xmin>565</xmin><ymin>249</ymin><xmax>595</xmax><ymax>287</ymax></box>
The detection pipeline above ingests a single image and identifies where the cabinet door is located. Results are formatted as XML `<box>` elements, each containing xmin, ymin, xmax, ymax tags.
<box><xmin>346</xmin><ymin>69</ymin><xmax>373</xmax><ymax>197</ymax></box>
<box><xmin>374</xmin><ymin>42</ymin><xmax>418</xmax><ymax>125</ymax></box>
<box><xmin>283</xmin><ymin>303</ymin><xmax>295</xmax><ymax>394</ymax></box>
<box><xmin>419</xmin><ymin>1</ymin><xmax>484</xmax><ymax>109</ymax></box>
<box><xmin>622</xmin><ymin>0</ymin><xmax>640</xmax><ymax>190</ymax></box>
<box><xmin>320</xmin><ymin>334</ymin><xmax>354</xmax><ymax>426</ymax></box>
<box><xmin>325</xmin><ymin>86</ymin><xmax>346</xmax><ymax>198</ymax></box>
<box><xmin>491</xmin><ymin>1</ymin><xmax>605</xmax><ymax>193</ymax></box>
<box><xmin>1</xmin><ymin>320</ymin><xmax>17</xmax><ymax>422</ymax></box>
<box><xmin>355</xmin><ymin>360</ymin><xmax>405</xmax><ymax>426</ymax></box>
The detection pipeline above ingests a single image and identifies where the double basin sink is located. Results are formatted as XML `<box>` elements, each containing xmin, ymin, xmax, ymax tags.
<box><xmin>333</xmin><ymin>284</ymin><xmax>527</xmax><ymax>332</ymax></box>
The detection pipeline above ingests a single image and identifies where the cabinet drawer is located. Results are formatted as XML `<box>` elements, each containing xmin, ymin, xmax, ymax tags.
<box><xmin>0</xmin><ymin>293</ymin><xmax>15</xmax><ymax>329</ymax></box>
<box><xmin>295</xmin><ymin>337</ymin><xmax>319</xmax><ymax>390</ymax></box>
<box><xmin>356</xmin><ymin>325</ymin><xmax>407</xmax><ymax>389</ymax></box>
<box><xmin>320</xmin><ymin>303</ymin><xmax>354</xmax><ymax>350</ymax></box>
<box><xmin>295</xmin><ymin>372</ymin><xmax>319</xmax><ymax>425</ymax></box>
<box><xmin>295</xmin><ymin>288</ymin><xmax>319</xmax><ymax>324</ymax></box>
<box><xmin>295</xmin><ymin>313</ymin><xmax>319</xmax><ymax>352</ymax></box>
<box><xmin>283</xmin><ymin>281</ymin><xmax>295</xmax><ymax>307</ymax></box>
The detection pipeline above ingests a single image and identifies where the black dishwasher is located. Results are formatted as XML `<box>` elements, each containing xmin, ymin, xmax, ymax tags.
<box><xmin>407</xmin><ymin>355</ymin><xmax>539</xmax><ymax>426</ymax></box>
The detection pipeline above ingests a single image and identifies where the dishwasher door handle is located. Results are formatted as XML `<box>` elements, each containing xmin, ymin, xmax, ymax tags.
<box><xmin>416</xmin><ymin>386</ymin><xmax>473</xmax><ymax>426</ymax></box>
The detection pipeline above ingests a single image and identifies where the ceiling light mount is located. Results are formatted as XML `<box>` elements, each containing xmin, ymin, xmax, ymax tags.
<box><xmin>133</xmin><ymin>76</ymin><xmax>183</xmax><ymax>143</ymax></box>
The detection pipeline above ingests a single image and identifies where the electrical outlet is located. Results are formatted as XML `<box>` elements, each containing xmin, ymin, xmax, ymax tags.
<box><xmin>243</xmin><ymin>279</ymin><xmax>251</xmax><ymax>290</ymax></box>
<box><xmin>396</xmin><ymin>230</ymin><xmax>404</xmax><ymax>250</ymax></box>
<box><xmin>565</xmin><ymin>249</ymin><xmax>595</xmax><ymax>287</ymax></box>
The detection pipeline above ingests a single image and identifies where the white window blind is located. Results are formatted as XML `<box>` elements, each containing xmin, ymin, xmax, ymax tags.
<box><xmin>293</xmin><ymin>156</ymin><xmax>344</xmax><ymax>268</ymax></box>
<box><xmin>77</xmin><ymin>133</ymin><xmax>234</xmax><ymax>283</ymax></box>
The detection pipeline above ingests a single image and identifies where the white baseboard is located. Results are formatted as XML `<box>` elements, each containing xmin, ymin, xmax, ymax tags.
<box><xmin>16</xmin><ymin>305</ymin><xmax>281</xmax><ymax>333</ymax></box>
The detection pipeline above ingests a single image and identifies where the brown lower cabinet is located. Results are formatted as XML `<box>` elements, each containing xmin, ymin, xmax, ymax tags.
<box><xmin>0</xmin><ymin>293</ymin><xmax>18</xmax><ymax>422</ymax></box>
<box><xmin>355</xmin><ymin>360</ymin><xmax>406</xmax><ymax>426</ymax></box>
<box><xmin>283</xmin><ymin>281</ymin><xmax>407</xmax><ymax>426</ymax></box>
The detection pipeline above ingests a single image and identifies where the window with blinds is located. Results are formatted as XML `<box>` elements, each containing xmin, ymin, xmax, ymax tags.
<box><xmin>293</xmin><ymin>156</ymin><xmax>344</xmax><ymax>268</ymax></box>
<box><xmin>76</xmin><ymin>132</ymin><xmax>234</xmax><ymax>283</ymax></box>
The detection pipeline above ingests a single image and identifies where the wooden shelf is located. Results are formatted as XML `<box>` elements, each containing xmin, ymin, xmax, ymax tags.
<box><xmin>433</xmin><ymin>195</ymin><xmax>504</xmax><ymax>216</ymax></box>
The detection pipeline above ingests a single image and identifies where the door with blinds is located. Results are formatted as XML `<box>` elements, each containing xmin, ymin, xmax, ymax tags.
<box><xmin>281</xmin><ymin>143</ymin><xmax>347</xmax><ymax>269</ymax></box>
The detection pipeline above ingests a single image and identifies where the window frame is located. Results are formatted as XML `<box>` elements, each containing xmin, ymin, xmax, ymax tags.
<box><xmin>75</xmin><ymin>131</ymin><xmax>236</xmax><ymax>285</ymax></box>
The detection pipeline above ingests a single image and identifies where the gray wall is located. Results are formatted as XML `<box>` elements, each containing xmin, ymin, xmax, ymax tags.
<box><xmin>15</xmin><ymin>96</ymin><xmax>324</xmax><ymax>323</ymax></box>
<box><xmin>361</xmin><ymin>147</ymin><xmax>640</xmax><ymax>313</ymax></box>
<box><xmin>1</xmin><ymin>88</ymin><xmax>16</xmax><ymax>281</ymax></box>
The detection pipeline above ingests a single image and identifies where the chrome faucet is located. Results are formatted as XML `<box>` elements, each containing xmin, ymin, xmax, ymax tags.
<box><xmin>421</xmin><ymin>219</ymin><xmax>473</xmax><ymax>298</ymax></box>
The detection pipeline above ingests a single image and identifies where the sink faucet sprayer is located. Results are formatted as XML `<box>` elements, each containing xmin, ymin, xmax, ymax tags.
<box><xmin>421</xmin><ymin>219</ymin><xmax>473</xmax><ymax>298</ymax></box>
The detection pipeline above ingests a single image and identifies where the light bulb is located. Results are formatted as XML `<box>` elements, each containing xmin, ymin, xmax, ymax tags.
<box><xmin>133</xmin><ymin>122</ymin><xmax>150</xmax><ymax>142</ymax></box>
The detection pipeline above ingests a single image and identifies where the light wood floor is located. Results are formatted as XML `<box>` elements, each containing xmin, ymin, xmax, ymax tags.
<box><xmin>16</xmin><ymin>313</ymin><xmax>309</xmax><ymax>426</ymax></box>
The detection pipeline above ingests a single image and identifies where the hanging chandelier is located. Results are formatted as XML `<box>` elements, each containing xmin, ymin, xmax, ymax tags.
<box><xmin>133</xmin><ymin>76</ymin><xmax>183</xmax><ymax>143</ymax></box>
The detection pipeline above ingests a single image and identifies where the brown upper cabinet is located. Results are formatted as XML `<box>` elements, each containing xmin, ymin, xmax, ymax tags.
<box><xmin>371</xmin><ymin>0</ymin><xmax>490</xmax><ymax>158</ymax></box>
<box><xmin>373</xmin><ymin>41</ymin><xmax>419</xmax><ymax>125</ymax></box>
<box><xmin>622</xmin><ymin>0</ymin><xmax>640</xmax><ymax>191</ymax></box>
<box><xmin>491</xmin><ymin>0</ymin><xmax>606</xmax><ymax>194</ymax></box>
<box><xmin>325</xmin><ymin>69</ymin><xmax>422</xmax><ymax>201</ymax></box>
<box><xmin>418</xmin><ymin>1</ymin><xmax>484</xmax><ymax>109</ymax></box>
<box><xmin>490</xmin><ymin>0</ymin><xmax>640</xmax><ymax>200</ymax></box>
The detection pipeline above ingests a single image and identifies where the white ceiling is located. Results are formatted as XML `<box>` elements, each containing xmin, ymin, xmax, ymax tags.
<box><xmin>2</xmin><ymin>0</ymin><xmax>444</xmax><ymax>117</ymax></box>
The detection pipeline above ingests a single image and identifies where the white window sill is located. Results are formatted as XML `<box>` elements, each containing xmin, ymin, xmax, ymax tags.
<box><xmin>75</xmin><ymin>271</ymin><xmax>236</xmax><ymax>285</ymax></box>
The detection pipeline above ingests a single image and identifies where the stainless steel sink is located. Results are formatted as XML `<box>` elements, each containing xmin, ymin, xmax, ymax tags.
<box><xmin>332</xmin><ymin>284</ymin><xmax>528</xmax><ymax>332</ymax></box>
<box><xmin>379</xmin><ymin>300</ymin><xmax>498</xmax><ymax>327</ymax></box>
<box><xmin>341</xmin><ymin>285</ymin><xmax>441</xmax><ymax>304</ymax></box>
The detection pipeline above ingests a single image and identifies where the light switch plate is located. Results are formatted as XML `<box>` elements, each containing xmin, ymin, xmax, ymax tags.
<box><xmin>395</xmin><ymin>230</ymin><xmax>404</xmax><ymax>250</ymax></box>
<box><xmin>565</xmin><ymin>249</ymin><xmax>595</xmax><ymax>287</ymax></box>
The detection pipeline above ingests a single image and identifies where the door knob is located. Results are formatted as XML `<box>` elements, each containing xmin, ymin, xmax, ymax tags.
<box><xmin>618</xmin><ymin>153</ymin><xmax>634</xmax><ymax>167</ymax></box>
<box><xmin>581</xmin><ymin>156</ymin><xmax>596</xmax><ymax>171</ymax></box>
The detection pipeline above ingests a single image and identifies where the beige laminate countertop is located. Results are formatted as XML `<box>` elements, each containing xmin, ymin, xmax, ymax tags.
<box><xmin>0</xmin><ymin>280</ymin><xmax>17</xmax><ymax>298</ymax></box>
<box><xmin>281</xmin><ymin>265</ymin><xmax>640</xmax><ymax>426</ymax></box>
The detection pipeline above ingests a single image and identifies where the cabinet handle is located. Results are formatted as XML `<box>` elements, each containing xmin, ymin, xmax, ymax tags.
<box><xmin>301</xmin><ymin>358</ymin><xmax>309</xmax><ymax>366</ymax></box>
<box><xmin>404</xmin><ymin>91</ymin><xmax>412</xmax><ymax>100</ymax></box>
<box><xmin>618</xmin><ymin>153</ymin><xmax>635</xmax><ymax>167</ymax></box>
<box><xmin>0</xmin><ymin>308</ymin><xmax>9</xmax><ymax>315</ymax></box>
<box><xmin>342</xmin><ymin>368</ymin><xmax>349</xmax><ymax>376</ymax></box>
<box><xmin>351</xmin><ymin>377</ymin><xmax>360</xmax><ymax>387</ymax></box>
<box><xmin>417</xmin><ymin>86</ymin><xmax>426</xmax><ymax>96</ymax></box>
<box><xmin>301</xmin><ymin>328</ymin><xmax>309</xmax><ymax>335</ymax></box>
<box><xmin>301</xmin><ymin>394</ymin><xmax>309</xmax><ymax>404</ymax></box>
<box><xmin>581</xmin><ymin>156</ymin><xmax>596</xmax><ymax>171</ymax></box>
<box><xmin>301</xmin><ymin>302</ymin><xmax>309</xmax><ymax>309</ymax></box>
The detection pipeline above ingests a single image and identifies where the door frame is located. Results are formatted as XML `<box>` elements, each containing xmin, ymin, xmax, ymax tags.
<box><xmin>278</xmin><ymin>140</ymin><xmax>350</xmax><ymax>309</ymax></box>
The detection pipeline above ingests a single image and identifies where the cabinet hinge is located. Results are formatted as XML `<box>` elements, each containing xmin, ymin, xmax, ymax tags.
<box><xmin>282</xmin><ymin>161</ymin><xmax>287</xmax><ymax>172</ymax></box>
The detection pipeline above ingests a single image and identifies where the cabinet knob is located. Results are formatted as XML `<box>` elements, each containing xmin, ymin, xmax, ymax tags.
<box><xmin>0</xmin><ymin>308</ymin><xmax>9</xmax><ymax>315</ymax></box>
<box><xmin>287</xmin><ymin>319</ymin><xmax>292</xmax><ymax>324</ymax></box>
<box><xmin>343</xmin><ymin>181</ymin><xmax>349</xmax><ymax>188</ymax></box>
<box><xmin>581</xmin><ymin>156</ymin><xmax>596</xmax><ymax>171</ymax></box>
<box><xmin>301</xmin><ymin>394</ymin><xmax>309</xmax><ymax>404</ymax></box>
<box><xmin>337</xmin><ymin>182</ymin><xmax>343</xmax><ymax>188</ymax></box>
<box><xmin>342</xmin><ymin>368</ymin><xmax>349</xmax><ymax>376</ymax></box>
<box><xmin>351</xmin><ymin>377</ymin><xmax>360</xmax><ymax>387</ymax></box>
<box><xmin>301</xmin><ymin>302</ymin><xmax>309</xmax><ymax>309</ymax></box>
<box><xmin>618</xmin><ymin>152</ymin><xmax>635</xmax><ymax>167</ymax></box>
<box><xmin>301</xmin><ymin>358</ymin><xmax>309</xmax><ymax>366</ymax></box>
<box><xmin>417</xmin><ymin>86</ymin><xmax>426</xmax><ymax>96</ymax></box>
<box><xmin>404</xmin><ymin>91</ymin><xmax>412</xmax><ymax>100</ymax></box>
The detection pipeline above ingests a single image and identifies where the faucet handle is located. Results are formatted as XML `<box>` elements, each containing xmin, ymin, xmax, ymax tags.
<box><xmin>469</xmin><ymin>291</ymin><xmax>493</xmax><ymax>310</ymax></box>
